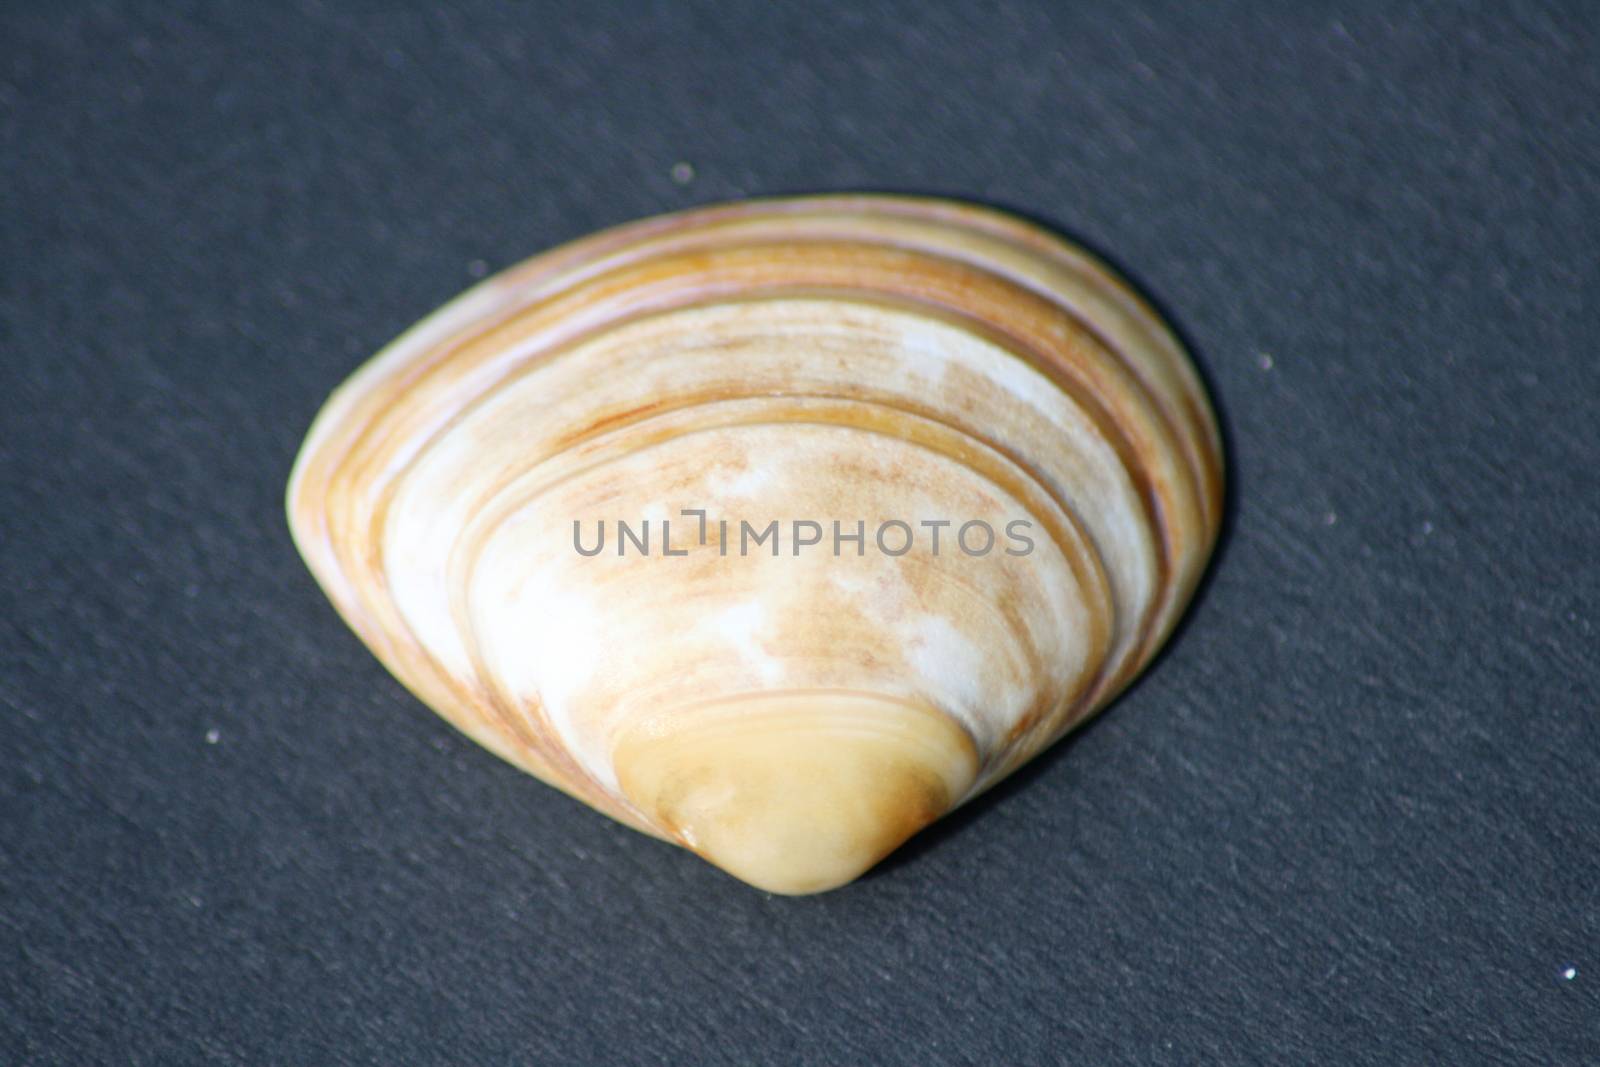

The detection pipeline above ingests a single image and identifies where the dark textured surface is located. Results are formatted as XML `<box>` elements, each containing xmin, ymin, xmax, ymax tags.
<box><xmin>4</xmin><ymin>2</ymin><xmax>1598</xmax><ymax>1062</ymax></box>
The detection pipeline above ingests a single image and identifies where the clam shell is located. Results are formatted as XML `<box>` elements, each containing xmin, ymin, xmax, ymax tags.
<box><xmin>287</xmin><ymin>195</ymin><xmax>1224</xmax><ymax>894</ymax></box>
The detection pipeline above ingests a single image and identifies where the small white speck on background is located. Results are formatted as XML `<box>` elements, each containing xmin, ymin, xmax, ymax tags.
<box><xmin>467</xmin><ymin>259</ymin><xmax>488</xmax><ymax>278</ymax></box>
<box><xmin>1562</xmin><ymin>966</ymin><xmax>1577</xmax><ymax>981</ymax></box>
<box><xmin>1255</xmin><ymin>351</ymin><xmax>1274</xmax><ymax>371</ymax></box>
<box><xmin>205</xmin><ymin>728</ymin><xmax>220</xmax><ymax>745</ymax></box>
<box><xmin>1421</xmin><ymin>521</ymin><xmax>1434</xmax><ymax>535</ymax></box>
<box><xmin>1323</xmin><ymin>511</ymin><xmax>1338</xmax><ymax>526</ymax></box>
<box><xmin>670</xmin><ymin>161</ymin><xmax>695</xmax><ymax>185</ymax></box>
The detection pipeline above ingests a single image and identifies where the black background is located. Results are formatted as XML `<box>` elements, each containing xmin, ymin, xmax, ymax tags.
<box><xmin>5</xmin><ymin>2</ymin><xmax>1598</xmax><ymax>1063</ymax></box>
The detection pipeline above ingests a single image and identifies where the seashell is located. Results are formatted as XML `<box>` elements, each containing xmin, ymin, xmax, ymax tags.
<box><xmin>286</xmin><ymin>195</ymin><xmax>1224</xmax><ymax>894</ymax></box>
